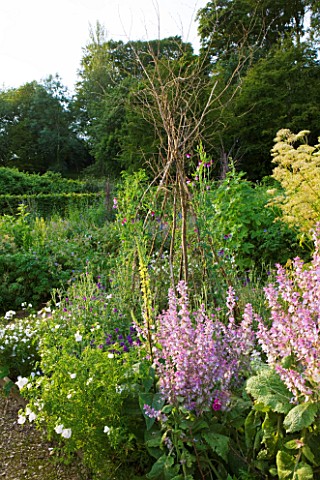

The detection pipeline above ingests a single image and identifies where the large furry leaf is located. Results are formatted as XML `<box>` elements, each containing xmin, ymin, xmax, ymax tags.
<box><xmin>283</xmin><ymin>403</ymin><xmax>319</xmax><ymax>433</ymax></box>
<box><xmin>246</xmin><ymin>369</ymin><xmax>292</xmax><ymax>414</ymax></box>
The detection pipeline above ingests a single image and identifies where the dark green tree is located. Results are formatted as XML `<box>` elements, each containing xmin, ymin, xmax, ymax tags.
<box><xmin>195</xmin><ymin>0</ymin><xmax>320</xmax><ymax>180</ymax></box>
<box><xmin>197</xmin><ymin>0</ymin><xmax>311</xmax><ymax>66</ymax></box>
<box><xmin>0</xmin><ymin>77</ymin><xmax>91</xmax><ymax>173</ymax></box>
<box><xmin>212</xmin><ymin>39</ymin><xmax>320</xmax><ymax>179</ymax></box>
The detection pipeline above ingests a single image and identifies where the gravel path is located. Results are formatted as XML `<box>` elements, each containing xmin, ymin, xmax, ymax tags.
<box><xmin>0</xmin><ymin>384</ymin><xmax>89</xmax><ymax>480</ymax></box>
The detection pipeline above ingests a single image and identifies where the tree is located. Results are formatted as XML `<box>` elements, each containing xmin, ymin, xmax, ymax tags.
<box><xmin>215</xmin><ymin>39</ymin><xmax>320</xmax><ymax>179</ymax></box>
<box><xmin>195</xmin><ymin>0</ymin><xmax>320</xmax><ymax>180</ymax></box>
<box><xmin>0</xmin><ymin>77</ymin><xmax>91</xmax><ymax>173</ymax></box>
<box><xmin>197</xmin><ymin>0</ymin><xmax>311</xmax><ymax>66</ymax></box>
<box><xmin>75</xmin><ymin>24</ymin><xmax>196</xmax><ymax>176</ymax></box>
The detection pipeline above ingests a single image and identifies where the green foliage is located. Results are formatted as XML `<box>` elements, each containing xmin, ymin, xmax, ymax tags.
<box><xmin>189</xmin><ymin>148</ymin><xmax>303</xmax><ymax>310</ymax></box>
<box><xmin>246</xmin><ymin>368</ymin><xmax>292</xmax><ymax>414</ymax></box>
<box><xmin>231</xmin><ymin>41</ymin><xmax>320</xmax><ymax>179</ymax></box>
<box><xmin>0</xmin><ymin>192</ymin><xmax>102</xmax><ymax>218</ymax></box>
<box><xmin>0</xmin><ymin>200</ymin><xmax>118</xmax><ymax>313</ymax></box>
<box><xmin>0</xmin><ymin>167</ymin><xmax>100</xmax><ymax>195</ymax></box>
<box><xmin>246</xmin><ymin>367</ymin><xmax>320</xmax><ymax>479</ymax></box>
<box><xmin>0</xmin><ymin>252</ymin><xmax>55</xmax><ymax>312</ymax></box>
<box><xmin>197</xmin><ymin>0</ymin><xmax>309</xmax><ymax>65</ymax></box>
<box><xmin>14</xmin><ymin>272</ymin><xmax>151</xmax><ymax>478</ymax></box>
<box><xmin>283</xmin><ymin>403</ymin><xmax>319</xmax><ymax>434</ymax></box>
<box><xmin>139</xmin><ymin>391</ymin><xmax>259</xmax><ymax>480</ymax></box>
<box><xmin>75</xmin><ymin>31</ymin><xmax>197</xmax><ymax>175</ymax></box>
<box><xmin>0</xmin><ymin>77</ymin><xmax>91</xmax><ymax>174</ymax></box>
<box><xmin>276</xmin><ymin>451</ymin><xmax>313</xmax><ymax>480</ymax></box>
<box><xmin>207</xmin><ymin>38</ymin><xmax>320</xmax><ymax>180</ymax></box>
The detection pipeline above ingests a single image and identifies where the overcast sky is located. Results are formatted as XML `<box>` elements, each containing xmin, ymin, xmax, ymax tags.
<box><xmin>0</xmin><ymin>0</ymin><xmax>206</xmax><ymax>92</ymax></box>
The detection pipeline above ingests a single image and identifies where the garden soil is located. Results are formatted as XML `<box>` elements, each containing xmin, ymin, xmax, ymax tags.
<box><xmin>0</xmin><ymin>388</ymin><xmax>89</xmax><ymax>480</ymax></box>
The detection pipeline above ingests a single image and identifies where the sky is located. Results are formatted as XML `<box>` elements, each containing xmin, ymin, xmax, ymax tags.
<box><xmin>0</xmin><ymin>0</ymin><xmax>207</xmax><ymax>92</ymax></box>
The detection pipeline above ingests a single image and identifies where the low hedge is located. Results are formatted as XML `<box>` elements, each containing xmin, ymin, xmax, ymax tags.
<box><xmin>0</xmin><ymin>193</ymin><xmax>103</xmax><ymax>218</ymax></box>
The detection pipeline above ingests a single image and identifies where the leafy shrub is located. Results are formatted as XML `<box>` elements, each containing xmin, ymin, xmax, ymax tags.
<box><xmin>0</xmin><ymin>167</ymin><xmax>101</xmax><ymax>195</ymax></box>
<box><xmin>0</xmin><ymin>252</ymin><xmax>55</xmax><ymax>312</ymax></box>
<box><xmin>0</xmin><ymin>201</ymin><xmax>119</xmax><ymax>314</ymax></box>
<box><xmin>0</xmin><ymin>311</ymin><xmax>42</xmax><ymax>380</ymax></box>
<box><xmin>192</xmin><ymin>158</ymin><xmax>303</xmax><ymax>272</ymax></box>
<box><xmin>15</xmin><ymin>273</ymin><xmax>150</xmax><ymax>478</ymax></box>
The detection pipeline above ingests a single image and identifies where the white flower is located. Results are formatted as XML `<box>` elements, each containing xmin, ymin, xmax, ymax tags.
<box><xmin>74</xmin><ymin>331</ymin><xmax>82</xmax><ymax>342</ymax></box>
<box><xmin>4</xmin><ymin>310</ymin><xmax>16</xmax><ymax>320</ymax></box>
<box><xmin>103</xmin><ymin>426</ymin><xmax>111</xmax><ymax>434</ymax></box>
<box><xmin>54</xmin><ymin>424</ymin><xmax>64</xmax><ymax>434</ymax></box>
<box><xmin>28</xmin><ymin>411</ymin><xmax>37</xmax><ymax>422</ymax></box>
<box><xmin>15</xmin><ymin>376</ymin><xmax>28</xmax><ymax>390</ymax></box>
<box><xmin>61</xmin><ymin>428</ymin><xmax>72</xmax><ymax>439</ymax></box>
<box><xmin>86</xmin><ymin>377</ymin><xmax>93</xmax><ymax>385</ymax></box>
<box><xmin>17</xmin><ymin>415</ymin><xmax>26</xmax><ymax>425</ymax></box>
<box><xmin>69</xmin><ymin>373</ymin><xmax>76</xmax><ymax>379</ymax></box>
<box><xmin>107</xmin><ymin>353</ymin><xmax>114</xmax><ymax>359</ymax></box>
<box><xmin>67</xmin><ymin>393</ymin><xmax>72</xmax><ymax>399</ymax></box>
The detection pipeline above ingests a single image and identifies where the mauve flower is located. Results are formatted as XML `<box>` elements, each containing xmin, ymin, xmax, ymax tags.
<box><xmin>255</xmin><ymin>223</ymin><xmax>320</xmax><ymax>402</ymax></box>
<box><xmin>147</xmin><ymin>282</ymin><xmax>255</xmax><ymax>414</ymax></box>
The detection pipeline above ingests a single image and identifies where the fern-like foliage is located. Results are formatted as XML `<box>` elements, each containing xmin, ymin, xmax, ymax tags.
<box><xmin>268</xmin><ymin>129</ymin><xmax>320</xmax><ymax>237</ymax></box>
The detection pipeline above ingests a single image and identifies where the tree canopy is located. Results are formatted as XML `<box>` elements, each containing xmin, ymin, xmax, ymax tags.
<box><xmin>2</xmin><ymin>2</ymin><xmax>320</xmax><ymax>181</ymax></box>
<box><xmin>0</xmin><ymin>76</ymin><xmax>91</xmax><ymax>174</ymax></box>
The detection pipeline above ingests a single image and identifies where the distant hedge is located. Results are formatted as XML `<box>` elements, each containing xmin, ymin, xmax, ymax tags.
<box><xmin>0</xmin><ymin>167</ymin><xmax>102</xmax><ymax>195</ymax></box>
<box><xmin>0</xmin><ymin>193</ymin><xmax>103</xmax><ymax>218</ymax></box>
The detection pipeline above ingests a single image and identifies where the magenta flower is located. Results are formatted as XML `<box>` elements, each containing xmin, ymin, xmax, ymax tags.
<box><xmin>212</xmin><ymin>399</ymin><xmax>222</xmax><ymax>411</ymax></box>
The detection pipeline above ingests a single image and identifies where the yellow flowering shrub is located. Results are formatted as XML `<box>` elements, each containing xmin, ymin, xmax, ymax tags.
<box><xmin>268</xmin><ymin>129</ymin><xmax>320</xmax><ymax>236</ymax></box>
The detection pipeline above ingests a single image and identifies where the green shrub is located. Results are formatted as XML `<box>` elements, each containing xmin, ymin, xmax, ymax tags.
<box><xmin>192</xmin><ymin>160</ymin><xmax>303</xmax><ymax>273</ymax></box>
<box><xmin>0</xmin><ymin>167</ymin><xmax>102</xmax><ymax>195</ymax></box>
<box><xmin>0</xmin><ymin>202</ymin><xmax>119</xmax><ymax>314</ymax></box>
<box><xmin>0</xmin><ymin>252</ymin><xmax>56</xmax><ymax>312</ymax></box>
<box><xmin>15</xmin><ymin>273</ymin><xmax>151</xmax><ymax>478</ymax></box>
<box><xmin>0</xmin><ymin>192</ymin><xmax>102</xmax><ymax>218</ymax></box>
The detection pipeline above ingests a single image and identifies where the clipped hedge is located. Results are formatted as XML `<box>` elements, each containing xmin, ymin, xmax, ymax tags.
<box><xmin>0</xmin><ymin>167</ymin><xmax>102</xmax><ymax>195</ymax></box>
<box><xmin>0</xmin><ymin>193</ymin><xmax>103</xmax><ymax>218</ymax></box>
